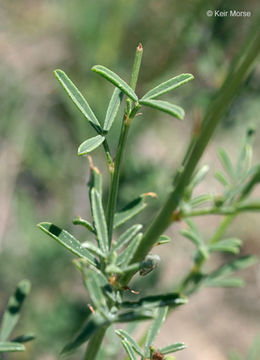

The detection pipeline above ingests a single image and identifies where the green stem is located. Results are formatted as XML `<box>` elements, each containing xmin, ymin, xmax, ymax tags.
<box><xmin>180</xmin><ymin>202</ymin><xmax>260</xmax><ymax>217</ymax></box>
<box><xmin>122</xmin><ymin>26</ymin><xmax>260</xmax><ymax>284</ymax></box>
<box><xmin>83</xmin><ymin>326</ymin><xmax>108</xmax><ymax>360</ymax></box>
<box><xmin>102</xmin><ymin>139</ymin><xmax>113</xmax><ymax>167</ymax></box>
<box><xmin>106</xmin><ymin>43</ymin><xmax>143</xmax><ymax>247</ymax></box>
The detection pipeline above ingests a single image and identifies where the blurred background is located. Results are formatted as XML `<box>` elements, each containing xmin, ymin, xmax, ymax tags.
<box><xmin>0</xmin><ymin>0</ymin><xmax>260</xmax><ymax>359</ymax></box>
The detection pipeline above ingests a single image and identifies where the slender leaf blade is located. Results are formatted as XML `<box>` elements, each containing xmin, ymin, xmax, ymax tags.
<box><xmin>160</xmin><ymin>343</ymin><xmax>187</xmax><ymax>355</ymax></box>
<box><xmin>112</xmin><ymin>224</ymin><xmax>143</xmax><ymax>252</ymax></box>
<box><xmin>209</xmin><ymin>238</ymin><xmax>242</xmax><ymax>254</ymax></box>
<box><xmin>205</xmin><ymin>277</ymin><xmax>244</xmax><ymax>288</ymax></box>
<box><xmin>37</xmin><ymin>222</ymin><xmax>96</xmax><ymax>265</ymax></box>
<box><xmin>83</xmin><ymin>268</ymin><xmax>107</xmax><ymax>310</ymax></box>
<box><xmin>114</xmin><ymin>309</ymin><xmax>154</xmax><ymax>323</ymax></box>
<box><xmin>0</xmin><ymin>342</ymin><xmax>25</xmax><ymax>353</ymax></box>
<box><xmin>140</xmin><ymin>99</ymin><xmax>185</xmax><ymax>120</ymax></box>
<box><xmin>104</xmin><ymin>88</ymin><xmax>122</xmax><ymax>132</ymax></box>
<box><xmin>0</xmin><ymin>280</ymin><xmax>30</xmax><ymax>342</ymax></box>
<box><xmin>117</xmin><ymin>233</ymin><xmax>142</xmax><ymax>266</ymax></box>
<box><xmin>78</xmin><ymin>135</ymin><xmax>105</xmax><ymax>156</ymax></box>
<box><xmin>122</xmin><ymin>293</ymin><xmax>187</xmax><ymax>310</ymax></box>
<box><xmin>145</xmin><ymin>307</ymin><xmax>168</xmax><ymax>357</ymax></box>
<box><xmin>61</xmin><ymin>313</ymin><xmax>108</xmax><ymax>354</ymax></box>
<box><xmin>121</xmin><ymin>340</ymin><xmax>137</xmax><ymax>360</ymax></box>
<box><xmin>218</xmin><ymin>148</ymin><xmax>235</xmax><ymax>179</ymax></box>
<box><xmin>82</xmin><ymin>242</ymin><xmax>106</xmax><ymax>259</ymax></box>
<box><xmin>142</xmin><ymin>73</ymin><xmax>194</xmax><ymax>100</ymax></box>
<box><xmin>11</xmin><ymin>334</ymin><xmax>35</xmax><ymax>343</ymax></box>
<box><xmin>92</xmin><ymin>65</ymin><xmax>138</xmax><ymax>102</ymax></box>
<box><xmin>91</xmin><ymin>189</ymin><xmax>109</xmax><ymax>254</ymax></box>
<box><xmin>209</xmin><ymin>255</ymin><xmax>258</xmax><ymax>279</ymax></box>
<box><xmin>114</xmin><ymin>193</ymin><xmax>157</xmax><ymax>229</ymax></box>
<box><xmin>115</xmin><ymin>330</ymin><xmax>143</xmax><ymax>356</ymax></box>
<box><xmin>54</xmin><ymin>70</ymin><xmax>101</xmax><ymax>132</ymax></box>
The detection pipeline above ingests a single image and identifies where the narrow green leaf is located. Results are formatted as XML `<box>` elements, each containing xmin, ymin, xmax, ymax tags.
<box><xmin>115</xmin><ymin>329</ymin><xmax>143</xmax><ymax>356</ymax></box>
<box><xmin>205</xmin><ymin>277</ymin><xmax>244</xmax><ymax>288</ymax></box>
<box><xmin>54</xmin><ymin>70</ymin><xmax>101</xmax><ymax>132</ymax></box>
<box><xmin>11</xmin><ymin>334</ymin><xmax>35</xmax><ymax>343</ymax></box>
<box><xmin>82</xmin><ymin>242</ymin><xmax>106</xmax><ymax>259</ymax></box>
<box><xmin>91</xmin><ymin>189</ymin><xmax>109</xmax><ymax>254</ymax></box>
<box><xmin>0</xmin><ymin>342</ymin><xmax>25</xmax><ymax>353</ymax></box>
<box><xmin>140</xmin><ymin>99</ymin><xmax>184</xmax><ymax>120</ymax></box>
<box><xmin>122</xmin><ymin>293</ymin><xmax>187</xmax><ymax>310</ymax></box>
<box><xmin>189</xmin><ymin>194</ymin><xmax>213</xmax><ymax>207</ymax></box>
<box><xmin>145</xmin><ymin>307</ymin><xmax>168</xmax><ymax>357</ymax></box>
<box><xmin>218</xmin><ymin>148</ymin><xmax>235</xmax><ymax>179</ymax></box>
<box><xmin>61</xmin><ymin>313</ymin><xmax>108</xmax><ymax>354</ymax></box>
<box><xmin>92</xmin><ymin>65</ymin><xmax>138</xmax><ymax>102</ymax></box>
<box><xmin>160</xmin><ymin>343</ymin><xmax>187</xmax><ymax>355</ymax></box>
<box><xmin>78</xmin><ymin>135</ymin><xmax>105</xmax><ymax>156</ymax></box>
<box><xmin>117</xmin><ymin>233</ymin><xmax>142</xmax><ymax>266</ymax></box>
<box><xmin>209</xmin><ymin>238</ymin><xmax>242</xmax><ymax>254</ymax></box>
<box><xmin>215</xmin><ymin>170</ymin><xmax>230</xmax><ymax>186</ymax></box>
<box><xmin>104</xmin><ymin>88</ymin><xmax>123</xmax><ymax>132</ymax></box>
<box><xmin>73</xmin><ymin>217</ymin><xmax>95</xmax><ymax>233</ymax></box>
<box><xmin>114</xmin><ymin>193</ymin><xmax>157</xmax><ymax>229</ymax></box>
<box><xmin>180</xmin><ymin>228</ymin><xmax>203</xmax><ymax>247</ymax></box>
<box><xmin>112</xmin><ymin>224</ymin><xmax>143</xmax><ymax>252</ymax></box>
<box><xmin>83</xmin><ymin>268</ymin><xmax>107</xmax><ymax>310</ymax></box>
<box><xmin>209</xmin><ymin>255</ymin><xmax>258</xmax><ymax>279</ymax></box>
<box><xmin>37</xmin><ymin>222</ymin><xmax>96</xmax><ymax>266</ymax></box>
<box><xmin>154</xmin><ymin>235</ymin><xmax>171</xmax><ymax>246</ymax></box>
<box><xmin>121</xmin><ymin>340</ymin><xmax>137</xmax><ymax>360</ymax></box>
<box><xmin>189</xmin><ymin>165</ymin><xmax>210</xmax><ymax>189</ymax></box>
<box><xmin>114</xmin><ymin>309</ymin><xmax>154</xmax><ymax>323</ymax></box>
<box><xmin>142</xmin><ymin>73</ymin><xmax>194</xmax><ymax>100</ymax></box>
<box><xmin>0</xmin><ymin>280</ymin><xmax>30</xmax><ymax>342</ymax></box>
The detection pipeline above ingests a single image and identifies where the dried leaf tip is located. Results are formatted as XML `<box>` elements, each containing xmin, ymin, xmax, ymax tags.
<box><xmin>88</xmin><ymin>155</ymin><xmax>100</xmax><ymax>174</ymax></box>
<box><xmin>137</xmin><ymin>43</ymin><xmax>143</xmax><ymax>51</ymax></box>
<box><xmin>143</xmin><ymin>192</ymin><xmax>158</xmax><ymax>199</ymax></box>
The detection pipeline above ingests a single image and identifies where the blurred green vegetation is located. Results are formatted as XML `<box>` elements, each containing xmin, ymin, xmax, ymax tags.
<box><xmin>0</xmin><ymin>0</ymin><xmax>259</xmax><ymax>359</ymax></box>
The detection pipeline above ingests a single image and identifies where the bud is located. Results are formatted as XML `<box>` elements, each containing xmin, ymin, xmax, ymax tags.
<box><xmin>139</xmin><ymin>254</ymin><xmax>160</xmax><ymax>276</ymax></box>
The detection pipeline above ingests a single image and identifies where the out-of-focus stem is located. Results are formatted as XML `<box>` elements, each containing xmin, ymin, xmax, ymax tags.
<box><xmin>122</xmin><ymin>24</ymin><xmax>260</xmax><ymax>285</ymax></box>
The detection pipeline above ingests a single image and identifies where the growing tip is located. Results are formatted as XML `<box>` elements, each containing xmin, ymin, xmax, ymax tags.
<box><xmin>137</xmin><ymin>43</ymin><xmax>143</xmax><ymax>51</ymax></box>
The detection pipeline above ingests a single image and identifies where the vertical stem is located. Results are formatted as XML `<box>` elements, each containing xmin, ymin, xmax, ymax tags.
<box><xmin>106</xmin><ymin>43</ymin><xmax>143</xmax><ymax>247</ymax></box>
